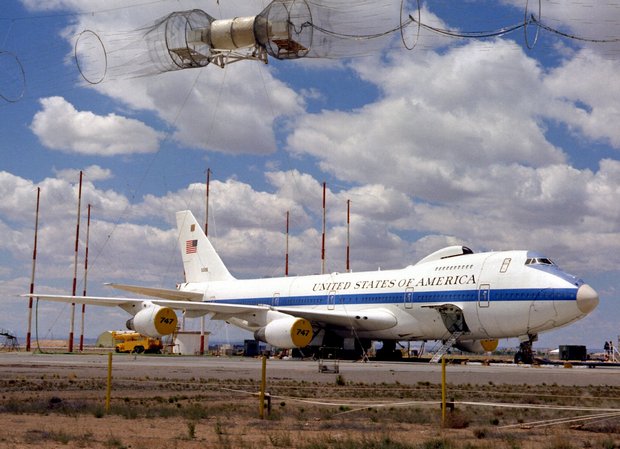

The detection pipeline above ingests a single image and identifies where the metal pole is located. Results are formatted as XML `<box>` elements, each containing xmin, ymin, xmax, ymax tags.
<box><xmin>259</xmin><ymin>355</ymin><xmax>267</xmax><ymax>419</ymax></box>
<box><xmin>346</xmin><ymin>199</ymin><xmax>350</xmax><ymax>273</ymax></box>
<box><xmin>79</xmin><ymin>204</ymin><xmax>91</xmax><ymax>352</ymax></box>
<box><xmin>199</xmin><ymin>168</ymin><xmax>211</xmax><ymax>355</ymax></box>
<box><xmin>200</xmin><ymin>316</ymin><xmax>205</xmax><ymax>355</ymax></box>
<box><xmin>321</xmin><ymin>182</ymin><xmax>326</xmax><ymax>275</ymax></box>
<box><xmin>441</xmin><ymin>356</ymin><xmax>447</xmax><ymax>427</ymax></box>
<box><xmin>105</xmin><ymin>352</ymin><xmax>112</xmax><ymax>413</ymax></box>
<box><xmin>205</xmin><ymin>168</ymin><xmax>210</xmax><ymax>236</ymax></box>
<box><xmin>69</xmin><ymin>170</ymin><xmax>83</xmax><ymax>353</ymax></box>
<box><xmin>285</xmin><ymin>211</ymin><xmax>289</xmax><ymax>276</ymax></box>
<box><xmin>27</xmin><ymin>187</ymin><xmax>40</xmax><ymax>352</ymax></box>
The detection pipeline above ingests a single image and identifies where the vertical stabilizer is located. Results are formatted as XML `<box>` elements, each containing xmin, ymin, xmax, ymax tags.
<box><xmin>176</xmin><ymin>210</ymin><xmax>235</xmax><ymax>282</ymax></box>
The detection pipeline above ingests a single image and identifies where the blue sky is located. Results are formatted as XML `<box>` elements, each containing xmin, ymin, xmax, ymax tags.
<box><xmin>1</xmin><ymin>0</ymin><xmax>620</xmax><ymax>351</ymax></box>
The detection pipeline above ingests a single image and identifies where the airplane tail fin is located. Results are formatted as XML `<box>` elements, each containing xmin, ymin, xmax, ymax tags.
<box><xmin>176</xmin><ymin>210</ymin><xmax>235</xmax><ymax>283</ymax></box>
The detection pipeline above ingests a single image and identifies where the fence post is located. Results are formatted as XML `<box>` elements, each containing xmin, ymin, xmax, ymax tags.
<box><xmin>259</xmin><ymin>355</ymin><xmax>267</xmax><ymax>419</ymax></box>
<box><xmin>105</xmin><ymin>352</ymin><xmax>113</xmax><ymax>413</ymax></box>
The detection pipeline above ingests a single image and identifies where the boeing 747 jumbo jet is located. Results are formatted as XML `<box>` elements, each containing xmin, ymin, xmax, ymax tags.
<box><xmin>26</xmin><ymin>210</ymin><xmax>598</xmax><ymax>363</ymax></box>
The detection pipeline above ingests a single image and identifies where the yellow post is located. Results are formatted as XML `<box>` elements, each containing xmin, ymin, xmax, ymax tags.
<box><xmin>441</xmin><ymin>355</ymin><xmax>446</xmax><ymax>427</ymax></box>
<box><xmin>259</xmin><ymin>355</ymin><xmax>267</xmax><ymax>419</ymax></box>
<box><xmin>105</xmin><ymin>352</ymin><xmax>112</xmax><ymax>413</ymax></box>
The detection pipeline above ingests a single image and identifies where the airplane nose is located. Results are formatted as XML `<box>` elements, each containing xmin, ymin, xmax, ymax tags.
<box><xmin>576</xmin><ymin>284</ymin><xmax>599</xmax><ymax>314</ymax></box>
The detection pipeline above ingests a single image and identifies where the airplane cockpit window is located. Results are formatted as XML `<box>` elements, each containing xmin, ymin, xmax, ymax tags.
<box><xmin>525</xmin><ymin>257</ymin><xmax>555</xmax><ymax>266</ymax></box>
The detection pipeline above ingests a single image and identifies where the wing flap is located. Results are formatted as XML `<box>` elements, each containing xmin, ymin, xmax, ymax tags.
<box><xmin>106</xmin><ymin>283</ymin><xmax>203</xmax><ymax>301</ymax></box>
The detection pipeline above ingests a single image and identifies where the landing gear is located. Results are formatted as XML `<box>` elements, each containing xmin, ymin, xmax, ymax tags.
<box><xmin>514</xmin><ymin>334</ymin><xmax>537</xmax><ymax>364</ymax></box>
<box><xmin>376</xmin><ymin>340</ymin><xmax>403</xmax><ymax>361</ymax></box>
<box><xmin>308</xmin><ymin>331</ymin><xmax>371</xmax><ymax>360</ymax></box>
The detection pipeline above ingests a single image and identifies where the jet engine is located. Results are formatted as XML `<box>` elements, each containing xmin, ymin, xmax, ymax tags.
<box><xmin>126</xmin><ymin>304</ymin><xmax>178</xmax><ymax>337</ymax></box>
<box><xmin>254</xmin><ymin>316</ymin><xmax>313</xmax><ymax>348</ymax></box>
<box><xmin>454</xmin><ymin>339</ymin><xmax>499</xmax><ymax>354</ymax></box>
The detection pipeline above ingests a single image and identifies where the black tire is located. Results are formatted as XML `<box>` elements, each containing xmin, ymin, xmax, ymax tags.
<box><xmin>514</xmin><ymin>351</ymin><xmax>523</xmax><ymax>364</ymax></box>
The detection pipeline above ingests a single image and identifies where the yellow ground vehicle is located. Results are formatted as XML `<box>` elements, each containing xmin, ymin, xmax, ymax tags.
<box><xmin>113</xmin><ymin>331</ymin><xmax>163</xmax><ymax>354</ymax></box>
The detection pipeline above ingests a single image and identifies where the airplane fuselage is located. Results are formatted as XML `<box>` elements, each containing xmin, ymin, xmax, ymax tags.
<box><xmin>179</xmin><ymin>249</ymin><xmax>596</xmax><ymax>342</ymax></box>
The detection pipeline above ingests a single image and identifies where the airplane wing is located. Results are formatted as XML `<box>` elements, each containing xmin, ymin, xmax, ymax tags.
<box><xmin>149</xmin><ymin>299</ymin><xmax>270</xmax><ymax>316</ymax></box>
<box><xmin>145</xmin><ymin>301</ymin><xmax>397</xmax><ymax>331</ymax></box>
<box><xmin>274</xmin><ymin>306</ymin><xmax>398</xmax><ymax>331</ymax></box>
<box><xmin>24</xmin><ymin>293</ymin><xmax>396</xmax><ymax>332</ymax></box>
<box><xmin>23</xmin><ymin>294</ymin><xmax>267</xmax><ymax>315</ymax></box>
<box><xmin>106</xmin><ymin>283</ymin><xmax>203</xmax><ymax>301</ymax></box>
<box><xmin>23</xmin><ymin>293</ymin><xmax>143</xmax><ymax>308</ymax></box>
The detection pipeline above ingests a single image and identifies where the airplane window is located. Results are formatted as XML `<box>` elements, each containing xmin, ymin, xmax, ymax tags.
<box><xmin>500</xmin><ymin>258</ymin><xmax>511</xmax><ymax>273</ymax></box>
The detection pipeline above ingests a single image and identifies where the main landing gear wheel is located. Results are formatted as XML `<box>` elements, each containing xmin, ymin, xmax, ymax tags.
<box><xmin>376</xmin><ymin>340</ymin><xmax>403</xmax><ymax>361</ymax></box>
<box><xmin>514</xmin><ymin>334</ymin><xmax>537</xmax><ymax>364</ymax></box>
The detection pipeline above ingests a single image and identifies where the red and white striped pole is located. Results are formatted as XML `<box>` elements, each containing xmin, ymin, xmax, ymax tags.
<box><xmin>26</xmin><ymin>187</ymin><xmax>41</xmax><ymax>352</ymax></box>
<box><xmin>79</xmin><ymin>204</ymin><xmax>91</xmax><ymax>352</ymax></box>
<box><xmin>69</xmin><ymin>170</ymin><xmax>83</xmax><ymax>353</ymax></box>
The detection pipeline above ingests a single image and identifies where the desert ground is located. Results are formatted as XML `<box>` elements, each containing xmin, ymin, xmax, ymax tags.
<box><xmin>1</xmin><ymin>351</ymin><xmax>620</xmax><ymax>448</ymax></box>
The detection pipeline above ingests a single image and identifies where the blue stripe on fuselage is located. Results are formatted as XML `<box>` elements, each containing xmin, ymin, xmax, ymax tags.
<box><xmin>212</xmin><ymin>288</ymin><xmax>578</xmax><ymax>307</ymax></box>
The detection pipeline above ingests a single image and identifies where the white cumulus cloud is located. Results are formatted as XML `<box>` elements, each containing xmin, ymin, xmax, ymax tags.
<box><xmin>53</xmin><ymin>165</ymin><xmax>113</xmax><ymax>182</ymax></box>
<box><xmin>31</xmin><ymin>96</ymin><xmax>163</xmax><ymax>156</ymax></box>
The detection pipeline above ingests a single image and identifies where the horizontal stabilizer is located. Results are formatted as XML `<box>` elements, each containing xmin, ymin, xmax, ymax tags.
<box><xmin>106</xmin><ymin>283</ymin><xmax>203</xmax><ymax>301</ymax></box>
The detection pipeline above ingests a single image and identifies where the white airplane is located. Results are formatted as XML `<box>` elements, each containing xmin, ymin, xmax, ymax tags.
<box><xmin>27</xmin><ymin>210</ymin><xmax>598</xmax><ymax>362</ymax></box>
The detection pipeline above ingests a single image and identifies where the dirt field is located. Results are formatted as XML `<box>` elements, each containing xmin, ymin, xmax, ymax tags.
<box><xmin>1</xmin><ymin>352</ymin><xmax>620</xmax><ymax>448</ymax></box>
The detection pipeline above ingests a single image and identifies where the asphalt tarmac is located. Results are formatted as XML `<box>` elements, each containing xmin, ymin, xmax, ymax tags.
<box><xmin>2</xmin><ymin>352</ymin><xmax>620</xmax><ymax>386</ymax></box>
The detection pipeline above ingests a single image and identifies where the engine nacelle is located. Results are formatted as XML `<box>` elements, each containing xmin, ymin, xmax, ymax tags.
<box><xmin>126</xmin><ymin>304</ymin><xmax>177</xmax><ymax>337</ymax></box>
<box><xmin>455</xmin><ymin>339</ymin><xmax>499</xmax><ymax>354</ymax></box>
<box><xmin>254</xmin><ymin>316</ymin><xmax>313</xmax><ymax>348</ymax></box>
